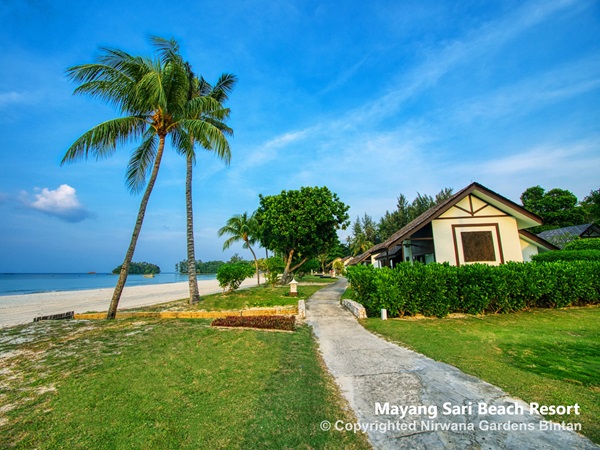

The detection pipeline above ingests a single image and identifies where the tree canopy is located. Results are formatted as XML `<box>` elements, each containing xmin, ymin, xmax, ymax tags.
<box><xmin>175</xmin><ymin>259</ymin><xmax>225</xmax><ymax>274</ymax></box>
<box><xmin>112</xmin><ymin>262</ymin><xmax>160</xmax><ymax>275</ymax></box>
<box><xmin>348</xmin><ymin>187</ymin><xmax>454</xmax><ymax>252</ymax></box>
<box><xmin>582</xmin><ymin>188</ymin><xmax>600</xmax><ymax>225</ymax></box>
<box><xmin>255</xmin><ymin>186</ymin><xmax>350</xmax><ymax>282</ymax></box>
<box><xmin>521</xmin><ymin>186</ymin><xmax>586</xmax><ymax>232</ymax></box>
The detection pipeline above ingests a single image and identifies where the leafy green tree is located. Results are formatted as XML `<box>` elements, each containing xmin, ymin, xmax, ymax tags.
<box><xmin>176</xmin><ymin>259</ymin><xmax>225</xmax><ymax>274</ymax></box>
<box><xmin>62</xmin><ymin>37</ymin><xmax>230</xmax><ymax>318</ymax></box>
<box><xmin>183</xmin><ymin>68</ymin><xmax>236</xmax><ymax>303</ymax></box>
<box><xmin>347</xmin><ymin>214</ymin><xmax>379</xmax><ymax>256</ymax></box>
<box><xmin>265</xmin><ymin>256</ymin><xmax>285</xmax><ymax>287</ymax></box>
<box><xmin>521</xmin><ymin>186</ymin><xmax>585</xmax><ymax>232</ymax></box>
<box><xmin>218</xmin><ymin>212</ymin><xmax>261</xmax><ymax>285</ymax></box>
<box><xmin>255</xmin><ymin>186</ymin><xmax>350</xmax><ymax>283</ymax></box>
<box><xmin>296</xmin><ymin>258</ymin><xmax>320</xmax><ymax>278</ymax></box>
<box><xmin>582</xmin><ymin>188</ymin><xmax>600</xmax><ymax>224</ymax></box>
<box><xmin>112</xmin><ymin>262</ymin><xmax>160</xmax><ymax>275</ymax></box>
<box><xmin>378</xmin><ymin>189</ymin><xmax>453</xmax><ymax>241</ymax></box>
<box><xmin>377</xmin><ymin>194</ymin><xmax>409</xmax><ymax>241</ymax></box>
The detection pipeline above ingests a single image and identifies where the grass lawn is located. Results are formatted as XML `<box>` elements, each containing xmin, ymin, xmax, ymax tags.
<box><xmin>0</xmin><ymin>317</ymin><xmax>369</xmax><ymax>449</ymax></box>
<box><xmin>361</xmin><ymin>305</ymin><xmax>600</xmax><ymax>444</ymax></box>
<box><xmin>134</xmin><ymin>278</ymin><xmax>336</xmax><ymax>312</ymax></box>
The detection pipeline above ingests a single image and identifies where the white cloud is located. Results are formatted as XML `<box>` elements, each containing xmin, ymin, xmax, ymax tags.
<box><xmin>0</xmin><ymin>91</ymin><xmax>30</xmax><ymax>107</ymax></box>
<box><xmin>24</xmin><ymin>184</ymin><xmax>92</xmax><ymax>222</ymax></box>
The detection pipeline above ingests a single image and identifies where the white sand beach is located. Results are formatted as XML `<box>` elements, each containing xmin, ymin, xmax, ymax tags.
<box><xmin>0</xmin><ymin>278</ymin><xmax>257</xmax><ymax>328</ymax></box>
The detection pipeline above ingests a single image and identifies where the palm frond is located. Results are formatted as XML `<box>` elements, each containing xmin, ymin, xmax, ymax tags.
<box><xmin>181</xmin><ymin>119</ymin><xmax>231</xmax><ymax>165</ymax></box>
<box><xmin>170</xmin><ymin>126</ymin><xmax>195</xmax><ymax>161</ymax></box>
<box><xmin>61</xmin><ymin>116</ymin><xmax>147</xmax><ymax>165</ymax></box>
<box><xmin>125</xmin><ymin>131</ymin><xmax>158</xmax><ymax>193</ymax></box>
<box><xmin>149</xmin><ymin>36</ymin><xmax>181</xmax><ymax>66</ymax></box>
<box><xmin>210</xmin><ymin>73</ymin><xmax>238</xmax><ymax>103</ymax></box>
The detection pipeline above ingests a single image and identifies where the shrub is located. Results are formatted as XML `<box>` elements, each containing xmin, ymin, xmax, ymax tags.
<box><xmin>211</xmin><ymin>315</ymin><xmax>295</xmax><ymax>331</ymax></box>
<box><xmin>265</xmin><ymin>257</ymin><xmax>286</xmax><ymax>287</ymax></box>
<box><xmin>531</xmin><ymin>250</ymin><xmax>600</xmax><ymax>262</ymax></box>
<box><xmin>346</xmin><ymin>265</ymin><xmax>377</xmax><ymax>308</ymax></box>
<box><xmin>347</xmin><ymin>261</ymin><xmax>600</xmax><ymax>318</ymax></box>
<box><xmin>564</xmin><ymin>238</ymin><xmax>600</xmax><ymax>251</ymax></box>
<box><xmin>216</xmin><ymin>262</ymin><xmax>256</xmax><ymax>293</ymax></box>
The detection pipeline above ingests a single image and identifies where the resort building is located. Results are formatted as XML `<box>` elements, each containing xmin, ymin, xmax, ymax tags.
<box><xmin>349</xmin><ymin>182</ymin><xmax>557</xmax><ymax>268</ymax></box>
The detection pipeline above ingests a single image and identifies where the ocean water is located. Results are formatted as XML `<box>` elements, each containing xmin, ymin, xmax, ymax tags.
<box><xmin>0</xmin><ymin>273</ymin><xmax>217</xmax><ymax>296</ymax></box>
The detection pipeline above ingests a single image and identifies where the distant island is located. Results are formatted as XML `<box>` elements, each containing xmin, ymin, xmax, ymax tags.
<box><xmin>112</xmin><ymin>262</ymin><xmax>161</xmax><ymax>275</ymax></box>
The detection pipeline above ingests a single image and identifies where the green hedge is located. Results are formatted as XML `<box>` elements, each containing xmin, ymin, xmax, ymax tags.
<box><xmin>346</xmin><ymin>261</ymin><xmax>600</xmax><ymax>318</ymax></box>
<box><xmin>532</xmin><ymin>250</ymin><xmax>600</xmax><ymax>262</ymax></box>
<box><xmin>564</xmin><ymin>238</ymin><xmax>600</xmax><ymax>251</ymax></box>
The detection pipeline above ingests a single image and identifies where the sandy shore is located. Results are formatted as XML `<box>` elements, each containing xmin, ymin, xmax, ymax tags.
<box><xmin>0</xmin><ymin>278</ymin><xmax>257</xmax><ymax>328</ymax></box>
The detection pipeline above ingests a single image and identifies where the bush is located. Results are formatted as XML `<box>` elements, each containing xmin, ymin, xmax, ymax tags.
<box><xmin>532</xmin><ymin>250</ymin><xmax>600</xmax><ymax>262</ymax></box>
<box><xmin>211</xmin><ymin>315</ymin><xmax>295</xmax><ymax>331</ymax></box>
<box><xmin>564</xmin><ymin>238</ymin><xmax>600</xmax><ymax>251</ymax></box>
<box><xmin>265</xmin><ymin>257</ymin><xmax>286</xmax><ymax>287</ymax></box>
<box><xmin>346</xmin><ymin>265</ymin><xmax>378</xmax><ymax>310</ymax></box>
<box><xmin>346</xmin><ymin>261</ymin><xmax>600</xmax><ymax>318</ymax></box>
<box><xmin>216</xmin><ymin>262</ymin><xmax>256</xmax><ymax>293</ymax></box>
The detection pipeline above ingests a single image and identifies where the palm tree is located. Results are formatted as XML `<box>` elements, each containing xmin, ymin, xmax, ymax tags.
<box><xmin>218</xmin><ymin>212</ymin><xmax>261</xmax><ymax>285</ymax></box>
<box><xmin>61</xmin><ymin>37</ymin><xmax>231</xmax><ymax>318</ymax></box>
<box><xmin>183</xmin><ymin>68</ymin><xmax>237</xmax><ymax>303</ymax></box>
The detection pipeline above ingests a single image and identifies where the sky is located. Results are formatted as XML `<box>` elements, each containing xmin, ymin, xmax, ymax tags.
<box><xmin>0</xmin><ymin>0</ymin><xmax>599</xmax><ymax>273</ymax></box>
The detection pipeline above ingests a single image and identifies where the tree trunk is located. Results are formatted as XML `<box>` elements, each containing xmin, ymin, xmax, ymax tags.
<box><xmin>280</xmin><ymin>249</ymin><xmax>294</xmax><ymax>285</ymax></box>
<box><xmin>107</xmin><ymin>135</ymin><xmax>167</xmax><ymax>319</ymax></box>
<box><xmin>247</xmin><ymin>242</ymin><xmax>260</xmax><ymax>286</ymax></box>
<box><xmin>186</xmin><ymin>153</ymin><xmax>201</xmax><ymax>303</ymax></box>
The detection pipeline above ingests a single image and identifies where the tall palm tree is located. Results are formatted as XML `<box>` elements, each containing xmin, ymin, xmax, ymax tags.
<box><xmin>183</xmin><ymin>68</ymin><xmax>237</xmax><ymax>303</ymax></box>
<box><xmin>61</xmin><ymin>37</ymin><xmax>231</xmax><ymax>318</ymax></box>
<box><xmin>218</xmin><ymin>212</ymin><xmax>261</xmax><ymax>285</ymax></box>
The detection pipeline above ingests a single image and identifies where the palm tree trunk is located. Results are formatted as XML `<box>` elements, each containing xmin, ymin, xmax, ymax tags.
<box><xmin>186</xmin><ymin>154</ymin><xmax>201</xmax><ymax>303</ymax></box>
<box><xmin>107</xmin><ymin>136</ymin><xmax>166</xmax><ymax>319</ymax></box>
<box><xmin>247</xmin><ymin>243</ymin><xmax>260</xmax><ymax>286</ymax></box>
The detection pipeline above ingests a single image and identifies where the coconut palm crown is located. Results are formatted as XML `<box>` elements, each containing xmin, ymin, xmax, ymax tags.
<box><xmin>61</xmin><ymin>37</ymin><xmax>232</xmax><ymax>318</ymax></box>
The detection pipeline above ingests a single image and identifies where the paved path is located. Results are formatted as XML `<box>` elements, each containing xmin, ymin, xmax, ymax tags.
<box><xmin>306</xmin><ymin>279</ymin><xmax>597</xmax><ymax>450</ymax></box>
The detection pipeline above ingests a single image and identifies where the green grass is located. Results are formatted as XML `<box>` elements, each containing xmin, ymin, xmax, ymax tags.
<box><xmin>297</xmin><ymin>275</ymin><xmax>339</xmax><ymax>283</ymax></box>
<box><xmin>362</xmin><ymin>305</ymin><xmax>600</xmax><ymax>444</ymax></box>
<box><xmin>133</xmin><ymin>281</ymin><xmax>335</xmax><ymax>312</ymax></box>
<box><xmin>0</xmin><ymin>318</ymin><xmax>370</xmax><ymax>449</ymax></box>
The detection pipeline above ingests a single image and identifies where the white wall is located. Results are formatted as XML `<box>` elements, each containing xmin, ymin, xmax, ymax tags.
<box><xmin>520</xmin><ymin>239</ymin><xmax>539</xmax><ymax>262</ymax></box>
<box><xmin>432</xmin><ymin>216</ymin><xmax>524</xmax><ymax>266</ymax></box>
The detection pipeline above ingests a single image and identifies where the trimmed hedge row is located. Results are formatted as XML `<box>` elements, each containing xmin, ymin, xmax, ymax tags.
<box><xmin>346</xmin><ymin>261</ymin><xmax>600</xmax><ymax>318</ymax></box>
<box><xmin>532</xmin><ymin>249</ymin><xmax>600</xmax><ymax>262</ymax></box>
<box><xmin>564</xmin><ymin>238</ymin><xmax>600</xmax><ymax>251</ymax></box>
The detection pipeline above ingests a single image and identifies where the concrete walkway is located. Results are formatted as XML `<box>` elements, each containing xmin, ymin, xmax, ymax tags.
<box><xmin>306</xmin><ymin>279</ymin><xmax>597</xmax><ymax>450</ymax></box>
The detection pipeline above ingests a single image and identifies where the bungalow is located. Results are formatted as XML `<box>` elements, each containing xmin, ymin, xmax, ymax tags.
<box><xmin>349</xmin><ymin>182</ymin><xmax>557</xmax><ymax>267</ymax></box>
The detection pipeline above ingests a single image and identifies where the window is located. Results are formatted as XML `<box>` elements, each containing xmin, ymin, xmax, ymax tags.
<box><xmin>462</xmin><ymin>231</ymin><xmax>496</xmax><ymax>262</ymax></box>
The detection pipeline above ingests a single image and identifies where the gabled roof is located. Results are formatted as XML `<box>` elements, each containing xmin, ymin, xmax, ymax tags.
<box><xmin>538</xmin><ymin>224</ymin><xmax>600</xmax><ymax>241</ymax></box>
<box><xmin>519</xmin><ymin>229</ymin><xmax>559</xmax><ymax>251</ymax></box>
<box><xmin>377</xmin><ymin>182</ymin><xmax>542</xmax><ymax>252</ymax></box>
<box><xmin>348</xmin><ymin>249</ymin><xmax>378</xmax><ymax>266</ymax></box>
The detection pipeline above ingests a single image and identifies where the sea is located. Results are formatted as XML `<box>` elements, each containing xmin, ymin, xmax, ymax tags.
<box><xmin>0</xmin><ymin>273</ymin><xmax>217</xmax><ymax>296</ymax></box>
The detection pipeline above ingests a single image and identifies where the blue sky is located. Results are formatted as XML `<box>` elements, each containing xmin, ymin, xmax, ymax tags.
<box><xmin>0</xmin><ymin>0</ymin><xmax>598</xmax><ymax>273</ymax></box>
